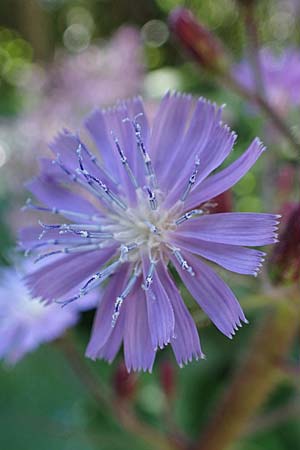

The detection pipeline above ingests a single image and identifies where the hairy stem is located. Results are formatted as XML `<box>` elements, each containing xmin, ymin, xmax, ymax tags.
<box><xmin>194</xmin><ymin>286</ymin><xmax>300</xmax><ymax>450</ymax></box>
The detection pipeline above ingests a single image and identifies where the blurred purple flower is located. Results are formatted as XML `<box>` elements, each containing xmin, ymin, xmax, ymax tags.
<box><xmin>23</xmin><ymin>92</ymin><xmax>279</xmax><ymax>372</ymax></box>
<box><xmin>233</xmin><ymin>48</ymin><xmax>300</xmax><ymax>114</ymax></box>
<box><xmin>0</xmin><ymin>262</ymin><xmax>97</xmax><ymax>364</ymax></box>
<box><xmin>0</xmin><ymin>26</ymin><xmax>144</xmax><ymax>200</ymax></box>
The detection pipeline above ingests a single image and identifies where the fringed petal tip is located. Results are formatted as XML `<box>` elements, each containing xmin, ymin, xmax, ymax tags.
<box><xmin>125</xmin><ymin>364</ymin><xmax>154</xmax><ymax>374</ymax></box>
<box><xmin>178</xmin><ymin>351</ymin><xmax>206</xmax><ymax>369</ymax></box>
<box><xmin>227</xmin><ymin>316</ymin><xmax>249</xmax><ymax>340</ymax></box>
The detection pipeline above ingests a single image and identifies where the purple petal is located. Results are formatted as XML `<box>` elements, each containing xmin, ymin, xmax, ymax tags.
<box><xmin>185</xmin><ymin>138</ymin><xmax>265</xmax><ymax>210</ymax></box>
<box><xmin>158</xmin><ymin>262</ymin><xmax>204</xmax><ymax>366</ymax></box>
<box><xmin>170</xmin><ymin>251</ymin><xmax>247</xmax><ymax>338</ymax></box>
<box><xmin>85</xmin><ymin>108</ymin><xmax>118</xmax><ymax>178</ymax></box>
<box><xmin>91</xmin><ymin>306</ymin><xmax>125</xmax><ymax>363</ymax></box>
<box><xmin>165</xmin><ymin>107</ymin><xmax>236</xmax><ymax>206</ymax></box>
<box><xmin>86</xmin><ymin>264</ymin><xmax>130</xmax><ymax>359</ymax></box>
<box><xmin>162</xmin><ymin>99</ymin><xmax>219</xmax><ymax>195</ymax></box>
<box><xmin>176</xmin><ymin>213</ymin><xmax>279</xmax><ymax>246</ymax></box>
<box><xmin>150</xmin><ymin>92</ymin><xmax>193</xmax><ymax>189</ymax></box>
<box><xmin>123</xmin><ymin>280</ymin><xmax>156</xmax><ymax>372</ymax></box>
<box><xmin>26</xmin><ymin>177</ymin><xmax>98</xmax><ymax>219</ymax></box>
<box><xmin>142</xmin><ymin>257</ymin><xmax>175</xmax><ymax>350</ymax></box>
<box><xmin>26</xmin><ymin>246</ymin><xmax>117</xmax><ymax>301</ymax></box>
<box><xmin>170</xmin><ymin>235</ymin><xmax>266</xmax><ymax>275</ymax></box>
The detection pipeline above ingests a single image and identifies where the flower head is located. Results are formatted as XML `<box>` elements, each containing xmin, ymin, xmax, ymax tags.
<box><xmin>23</xmin><ymin>92</ymin><xmax>279</xmax><ymax>372</ymax></box>
<box><xmin>233</xmin><ymin>48</ymin><xmax>300</xmax><ymax>113</ymax></box>
<box><xmin>0</xmin><ymin>262</ymin><xmax>97</xmax><ymax>364</ymax></box>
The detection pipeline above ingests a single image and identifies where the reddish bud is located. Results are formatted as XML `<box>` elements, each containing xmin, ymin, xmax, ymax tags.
<box><xmin>169</xmin><ymin>8</ymin><xmax>228</xmax><ymax>73</ymax></box>
<box><xmin>211</xmin><ymin>191</ymin><xmax>233</xmax><ymax>213</ymax></box>
<box><xmin>112</xmin><ymin>362</ymin><xmax>138</xmax><ymax>400</ymax></box>
<box><xmin>277</xmin><ymin>165</ymin><xmax>296</xmax><ymax>200</ymax></box>
<box><xmin>269</xmin><ymin>203</ymin><xmax>300</xmax><ymax>283</ymax></box>
<box><xmin>159</xmin><ymin>360</ymin><xmax>176</xmax><ymax>400</ymax></box>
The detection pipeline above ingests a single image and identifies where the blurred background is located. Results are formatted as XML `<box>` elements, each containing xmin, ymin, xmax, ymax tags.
<box><xmin>0</xmin><ymin>1</ymin><xmax>299</xmax><ymax>449</ymax></box>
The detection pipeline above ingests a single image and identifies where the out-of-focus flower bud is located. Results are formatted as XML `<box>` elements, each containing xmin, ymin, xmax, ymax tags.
<box><xmin>169</xmin><ymin>7</ymin><xmax>229</xmax><ymax>73</ymax></box>
<box><xmin>159</xmin><ymin>360</ymin><xmax>176</xmax><ymax>400</ymax></box>
<box><xmin>277</xmin><ymin>165</ymin><xmax>296</xmax><ymax>201</ymax></box>
<box><xmin>269</xmin><ymin>203</ymin><xmax>300</xmax><ymax>283</ymax></box>
<box><xmin>113</xmin><ymin>362</ymin><xmax>138</xmax><ymax>400</ymax></box>
<box><xmin>211</xmin><ymin>191</ymin><xmax>233</xmax><ymax>213</ymax></box>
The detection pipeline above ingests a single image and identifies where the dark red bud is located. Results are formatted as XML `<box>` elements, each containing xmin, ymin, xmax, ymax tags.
<box><xmin>211</xmin><ymin>191</ymin><xmax>233</xmax><ymax>213</ymax></box>
<box><xmin>159</xmin><ymin>360</ymin><xmax>176</xmax><ymax>400</ymax></box>
<box><xmin>112</xmin><ymin>362</ymin><xmax>138</xmax><ymax>400</ymax></box>
<box><xmin>277</xmin><ymin>165</ymin><xmax>296</xmax><ymax>199</ymax></box>
<box><xmin>269</xmin><ymin>203</ymin><xmax>300</xmax><ymax>283</ymax></box>
<box><xmin>169</xmin><ymin>7</ymin><xmax>228</xmax><ymax>73</ymax></box>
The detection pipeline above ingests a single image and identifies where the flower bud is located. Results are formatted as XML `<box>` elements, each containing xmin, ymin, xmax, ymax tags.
<box><xmin>169</xmin><ymin>7</ymin><xmax>229</xmax><ymax>73</ymax></box>
<box><xmin>112</xmin><ymin>362</ymin><xmax>138</xmax><ymax>400</ymax></box>
<box><xmin>159</xmin><ymin>360</ymin><xmax>176</xmax><ymax>400</ymax></box>
<box><xmin>212</xmin><ymin>191</ymin><xmax>233</xmax><ymax>213</ymax></box>
<box><xmin>269</xmin><ymin>203</ymin><xmax>300</xmax><ymax>283</ymax></box>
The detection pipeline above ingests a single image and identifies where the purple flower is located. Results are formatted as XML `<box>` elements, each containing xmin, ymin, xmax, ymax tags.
<box><xmin>0</xmin><ymin>262</ymin><xmax>97</xmax><ymax>364</ymax></box>
<box><xmin>233</xmin><ymin>48</ymin><xmax>300</xmax><ymax>113</ymax></box>
<box><xmin>23</xmin><ymin>92</ymin><xmax>279</xmax><ymax>372</ymax></box>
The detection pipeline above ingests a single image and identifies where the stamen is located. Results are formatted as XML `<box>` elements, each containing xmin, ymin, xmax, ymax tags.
<box><xmin>171</xmin><ymin>246</ymin><xmax>195</xmax><ymax>276</ymax></box>
<box><xmin>80</xmin><ymin>260</ymin><xmax>121</xmax><ymax>293</ymax></box>
<box><xmin>120</xmin><ymin>242</ymin><xmax>139</xmax><ymax>262</ymax></box>
<box><xmin>77</xmin><ymin>144</ymin><xmax>127</xmax><ymax>211</ymax></box>
<box><xmin>142</xmin><ymin>260</ymin><xmax>157</xmax><ymax>291</ymax></box>
<box><xmin>175</xmin><ymin>209</ymin><xmax>204</xmax><ymax>225</ymax></box>
<box><xmin>144</xmin><ymin>186</ymin><xmax>157</xmax><ymax>210</ymax></box>
<box><xmin>123</xmin><ymin>114</ymin><xmax>157</xmax><ymax>189</ymax></box>
<box><xmin>144</xmin><ymin>220</ymin><xmax>160</xmax><ymax>234</ymax></box>
<box><xmin>111</xmin><ymin>131</ymin><xmax>139</xmax><ymax>189</ymax></box>
<box><xmin>112</xmin><ymin>268</ymin><xmax>140</xmax><ymax>327</ymax></box>
<box><xmin>57</xmin><ymin>259</ymin><xmax>121</xmax><ymax>307</ymax></box>
<box><xmin>25</xmin><ymin>237</ymin><xmax>98</xmax><ymax>256</ymax></box>
<box><xmin>52</xmin><ymin>154</ymin><xmax>100</xmax><ymax>198</ymax></box>
<box><xmin>75</xmin><ymin>137</ymin><xmax>117</xmax><ymax>185</ymax></box>
<box><xmin>34</xmin><ymin>242</ymin><xmax>105</xmax><ymax>263</ymax></box>
<box><xmin>22</xmin><ymin>198</ymin><xmax>102</xmax><ymax>222</ymax></box>
<box><xmin>180</xmin><ymin>156</ymin><xmax>200</xmax><ymax>202</ymax></box>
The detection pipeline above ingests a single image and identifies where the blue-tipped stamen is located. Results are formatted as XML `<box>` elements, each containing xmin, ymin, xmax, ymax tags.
<box><xmin>175</xmin><ymin>209</ymin><xmax>204</xmax><ymax>225</ymax></box>
<box><xmin>34</xmin><ymin>242</ymin><xmax>105</xmax><ymax>263</ymax></box>
<box><xmin>171</xmin><ymin>246</ymin><xmax>195</xmax><ymax>276</ymax></box>
<box><xmin>180</xmin><ymin>156</ymin><xmax>200</xmax><ymax>202</ymax></box>
<box><xmin>144</xmin><ymin>186</ymin><xmax>158</xmax><ymax>210</ymax></box>
<box><xmin>22</xmin><ymin>198</ymin><xmax>102</xmax><ymax>222</ymax></box>
<box><xmin>77</xmin><ymin>145</ymin><xmax>127</xmax><ymax>211</ymax></box>
<box><xmin>123</xmin><ymin>114</ymin><xmax>158</xmax><ymax>189</ymax></box>
<box><xmin>142</xmin><ymin>259</ymin><xmax>157</xmax><ymax>291</ymax></box>
<box><xmin>111</xmin><ymin>131</ymin><xmax>139</xmax><ymax>189</ymax></box>
<box><xmin>112</xmin><ymin>267</ymin><xmax>140</xmax><ymax>327</ymax></box>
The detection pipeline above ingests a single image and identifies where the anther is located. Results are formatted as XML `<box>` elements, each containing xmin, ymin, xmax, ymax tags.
<box><xmin>144</xmin><ymin>186</ymin><xmax>157</xmax><ymax>210</ymax></box>
<box><xmin>112</xmin><ymin>268</ymin><xmax>139</xmax><ymax>327</ymax></box>
<box><xmin>175</xmin><ymin>209</ymin><xmax>204</xmax><ymax>225</ymax></box>
<box><xmin>180</xmin><ymin>156</ymin><xmax>200</xmax><ymax>202</ymax></box>
<box><xmin>142</xmin><ymin>260</ymin><xmax>157</xmax><ymax>291</ymax></box>
<box><xmin>171</xmin><ymin>247</ymin><xmax>195</xmax><ymax>276</ymax></box>
<box><xmin>111</xmin><ymin>131</ymin><xmax>139</xmax><ymax>189</ymax></box>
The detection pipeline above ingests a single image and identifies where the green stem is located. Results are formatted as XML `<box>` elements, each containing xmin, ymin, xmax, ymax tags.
<box><xmin>221</xmin><ymin>72</ymin><xmax>300</xmax><ymax>156</ymax></box>
<box><xmin>58</xmin><ymin>333</ymin><xmax>183</xmax><ymax>450</ymax></box>
<box><xmin>194</xmin><ymin>286</ymin><xmax>300</xmax><ymax>450</ymax></box>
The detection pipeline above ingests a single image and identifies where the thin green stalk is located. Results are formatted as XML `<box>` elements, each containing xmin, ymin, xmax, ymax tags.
<box><xmin>57</xmin><ymin>333</ymin><xmax>184</xmax><ymax>450</ymax></box>
<box><xmin>194</xmin><ymin>286</ymin><xmax>300</xmax><ymax>450</ymax></box>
